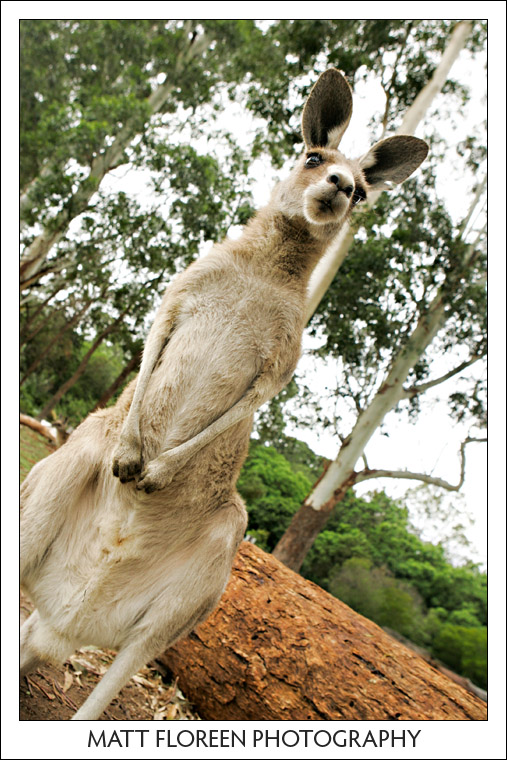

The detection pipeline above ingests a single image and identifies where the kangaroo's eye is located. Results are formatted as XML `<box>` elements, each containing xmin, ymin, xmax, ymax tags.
<box><xmin>305</xmin><ymin>154</ymin><xmax>323</xmax><ymax>168</ymax></box>
<box><xmin>352</xmin><ymin>186</ymin><xmax>367</xmax><ymax>206</ymax></box>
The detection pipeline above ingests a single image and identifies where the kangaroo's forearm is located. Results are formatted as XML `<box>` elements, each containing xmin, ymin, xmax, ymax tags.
<box><xmin>135</xmin><ymin>358</ymin><xmax>293</xmax><ymax>492</ymax></box>
<box><xmin>120</xmin><ymin>306</ymin><xmax>180</xmax><ymax>440</ymax></box>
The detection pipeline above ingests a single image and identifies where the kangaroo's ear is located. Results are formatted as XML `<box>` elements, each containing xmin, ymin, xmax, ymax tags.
<box><xmin>302</xmin><ymin>68</ymin><xmax>353</xmax><ymax>150</ymax></box>
<box><xmin>359</xmin><ymin>135</ymin><xmax>429</xmax><ymax>190</ymax></box>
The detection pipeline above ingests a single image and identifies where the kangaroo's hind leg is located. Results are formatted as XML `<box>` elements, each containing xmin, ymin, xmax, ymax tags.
<box><xmin>20</xmin><ymin>416</ymin><xmax>104</xmax><ymax>582</ymax></box>
<box><xmin>20</xmin><ymin>611</ymin><xmax>45</xmax><ymax>678</ymax></box>
<box><xmin>71</xmin><ymin>505</ymin><xmax>245</xmax><ymax>720</ymax></box>
<box><xmin>20</xmin><ymin>610</ymin><xmax>75</xmax><ymax>678</ymax></box>
<box><xmin>71</xmin><ymin>595</ymin><xmax>218</xmax><ymax>721</ymax></box>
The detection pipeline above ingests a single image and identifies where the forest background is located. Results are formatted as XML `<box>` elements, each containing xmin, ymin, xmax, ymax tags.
<box><xmin>6</xmin><ymin>13</ymin><xmax>503</xmax><ymax>700</ymax></box>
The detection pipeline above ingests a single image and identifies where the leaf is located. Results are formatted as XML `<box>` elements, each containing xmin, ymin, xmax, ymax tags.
<box><xmin>132</xmin><ymin>674</ymin><xmax>154</xmax><ymax>688</ymax></box>
<box><xmin>62</xmin><ymin>671</ymin><xmax>74</xmax><ymax>693</ymax></box>
<box><xmin>165</xmin><ymin>703</ymin><xmax>179</xmax><ymax>720</ymax></box>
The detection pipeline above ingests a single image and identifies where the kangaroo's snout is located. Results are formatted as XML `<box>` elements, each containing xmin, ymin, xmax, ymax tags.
<box><xmin>327</xmin><ymin>167</ymin><xmax>355</xmax><ymax>197</ymax></box>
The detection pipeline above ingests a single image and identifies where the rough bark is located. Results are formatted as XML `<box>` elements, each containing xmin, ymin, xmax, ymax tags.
<box><xmin>160</xmin><ymin>542</ymin><xmax>486</xmax><ymax>721</ymax></box>
<box><xmin>272</xmin><ymin>467</ymin><xmax>354</xmax><ymax>569</ymax></box>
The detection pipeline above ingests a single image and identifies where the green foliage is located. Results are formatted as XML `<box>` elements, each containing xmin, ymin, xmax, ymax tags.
<box><xmin>301</xmin><ymin>528</ymin><xmax>372</xmax><ymax>589</ymax></box>
<box><xmin>329</xmin><ymin>558</ymin><xmax>425</xmax><ymax>640</ymax></box>
<box><xmin>432</xmin><ymin>624</ymin><xmax>487</xmax><ymax>689</ymax></box>
<box><xmin>447</xmin><ymin>605</ymin><xmax>482</xmax><ymax>628</ymax></box>
<box><xmin>429</xmin><ymin>564</ymin><xmax>487</xmax><ymax>625</ymax></box>
<box><xmin>56</xmin><ymin>342</ymin><xmax>125</xmax><ymax>424</ymax></box>
<box><xmin>237</xmin><ymin>441</ymin><xmax>312</xmax><ymax>549</ymax></box>
<box><xmin>20</xmin><ymin>329</ymin><xmax>130</xmax><ymax>425</ymax></box>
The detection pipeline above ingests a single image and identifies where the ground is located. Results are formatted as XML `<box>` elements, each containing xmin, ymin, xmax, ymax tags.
<box><xmin>19</xmin><ymin>425</ymin><xmax>200</xmax><ymax>721</ymax></box>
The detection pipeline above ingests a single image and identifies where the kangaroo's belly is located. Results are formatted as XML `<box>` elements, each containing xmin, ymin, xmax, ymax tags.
<box><xmin>24</xmin><ymin>467</ymin><xmax>245</xmax><ymax>650</ymax></box>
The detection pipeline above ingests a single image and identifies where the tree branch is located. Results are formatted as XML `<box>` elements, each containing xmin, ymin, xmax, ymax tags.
<box><xmin>355</xmin><ymin>436</ymin><xmax>486</xmax><ymax>492</ymax></box>
<box><xmin>459</xmin><ymin>174</ymin><xmax>487</xmax><ymax>238</ymax></box>
<box><xmin>356</xmin><ymin>467</ymin><xmax>463</xmax><ymax>491</ymax></box>
<box><xmin>20</xmin><ymin>414</ymin><xmax>56</xmax><ymax>445</ymax></box>
<box><xmin>401</xmin><ymin>354</ymin><xmax>483</xmax><ymax>398</ymax></box>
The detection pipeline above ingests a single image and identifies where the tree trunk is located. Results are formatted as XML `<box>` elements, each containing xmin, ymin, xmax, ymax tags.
<box><xmin>160</xmin><ymin>542</ymin><xmax>486</xmax><ymax>721</ymax></box>
<box><xmin>272</xmin><ymin>466</ymin><xmax>353</xmax><ymax>569</ymax></box>
<box><xmin>88</xmin><ymin>349</ymin><xmax>142</xmax><ymax>413</ymax></box>
<box><xmin>277</xmin><ymin>20</ymin><xmax>481</xmax><ymax>571</ymax></box>
<box><xmin>37</xmin><ymin>312</ymin><xmax>126</xmax><ymax>420</ymax></box>
<box><xmin>276</xmin><ymin>220</ymin><xmax>484</xmax><ymax>569</ymax></box>
<box><xmin>272</xmin><ymin>494</ymin><xmax>345</xmax><ymax>571</ymax></box>
<box><xmin>274</xmin><ymin>257</ymin><xmax>477</xmax><ymax>570</ymax></box>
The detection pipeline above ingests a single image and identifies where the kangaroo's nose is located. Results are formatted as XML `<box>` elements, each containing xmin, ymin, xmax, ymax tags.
<box><xmin>327</xmin><ymin>172</ymin><xmax>354</xmax><ymax>197</ymax></box>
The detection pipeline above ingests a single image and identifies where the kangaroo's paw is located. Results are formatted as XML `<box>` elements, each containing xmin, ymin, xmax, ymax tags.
<box><xmin>112</xmin><ymin>437</ymin><xmax>143</xmax><ymax>483</ymax></box>
<box><xmin>135</xmin><ymin>452</ymin><xmax>184</xmax><ymax>494</ymax></box>
<box><xmin>135</xmin><ymin>462</ymin><xmax>171</xmax><ymax>494</ymax></box>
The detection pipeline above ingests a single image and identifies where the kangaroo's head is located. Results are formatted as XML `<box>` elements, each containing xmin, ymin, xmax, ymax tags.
<box><xmin>272</xmin><ymin>68</ymin><xmax>429</xmax><ymax>240</ymax></box>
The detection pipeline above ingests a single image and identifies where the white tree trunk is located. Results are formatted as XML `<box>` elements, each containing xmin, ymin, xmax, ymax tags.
<box><xmin>273</xmin><ymin>237</ymin><xmax>484</xmax><ymax>570</ymax></box>
<box><xmin>397</xmin><ymin>21</ymin><xmax>473</xmax><ymax>135</ymax></box>
<box><xmin>306</xmin><ymin>290</ymin><xmax>447</xmax><ymax>510</ymax></box>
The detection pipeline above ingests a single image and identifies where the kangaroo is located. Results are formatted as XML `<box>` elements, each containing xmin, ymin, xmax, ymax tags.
<box><xmin>20</xmin><ymin>68</ymin><xmax>428</xmax><ymax>720</ymax></box>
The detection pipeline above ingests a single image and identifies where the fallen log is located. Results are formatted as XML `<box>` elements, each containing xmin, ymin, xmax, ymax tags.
<box><xmin>160</xmin><ymin>541</ymin><xmax>486</xmax><ymax>721</ymax></box>
<box><xmin>20</xmin><ymin>414</ymin><xmax>56</xmax><ymax>444</ymax></box>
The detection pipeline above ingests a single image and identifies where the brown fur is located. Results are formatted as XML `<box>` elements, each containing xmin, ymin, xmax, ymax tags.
<box><xmin>20</xmin><ymin>68</ymin><xmax>428</xmax><ymax>720</ymax></box>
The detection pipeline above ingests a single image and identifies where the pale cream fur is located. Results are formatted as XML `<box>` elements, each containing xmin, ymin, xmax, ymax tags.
<box><xmin>20</xmin><ymin>68</ymin><xmax>428</xmax><ymax>720</ymax></box>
